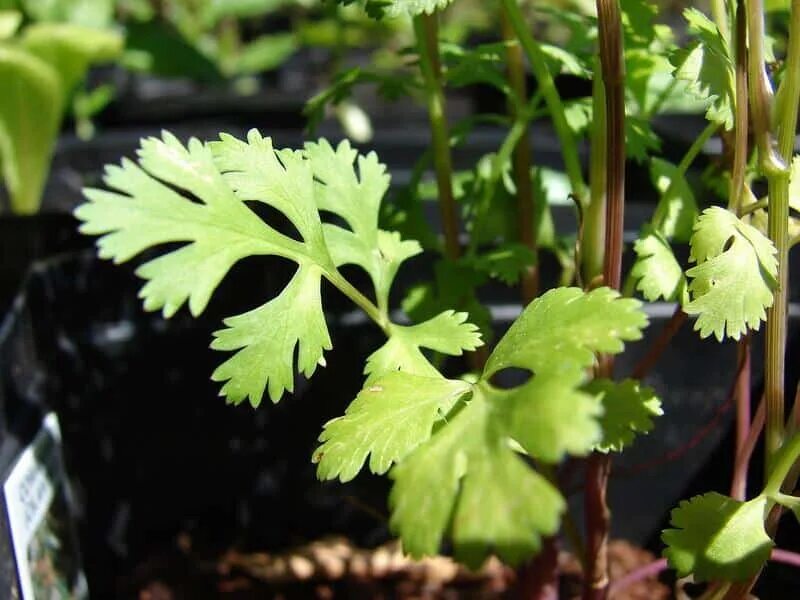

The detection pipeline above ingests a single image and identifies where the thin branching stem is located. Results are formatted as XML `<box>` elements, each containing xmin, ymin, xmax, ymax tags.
<box><xmin>413</xmin><ymin>12</ymin><xmax>461</xmax><ymax>260</ymax></box>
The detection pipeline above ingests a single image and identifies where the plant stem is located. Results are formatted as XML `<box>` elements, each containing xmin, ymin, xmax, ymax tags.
<box><xmin>585</xmin><ymin>2</ymin><xmax>625</xmax><ymax>599</ymax></box>
<box><xmin>730</xmin><ymin>2</ymin><xmax>752</xmax><ymax>503</ymax></box>
<box><xmin>651</xmin><ymin>122</ymin><xmax>718</xmax><ymax>231</ymax></box>
<box><xmin>761</xmin><ymin>0</ymin><xmax>800</xmax><ymax>464</ymax></box>
<box><xmin>731</xmin><ymin>394</ymin><xmax>765</xmax><ymax>500</ymax></box>
<box><xmin>582</xmin><ymin>68</ymin><xmax>607</xmax><ymax>284</ymax></box>
<box><xmin>326</xmin><ymin>271</ymin><xmax>389</xmax><ymax>333</ymax></box>
<box><xmin>413</xmin><ymin>12</ymin><xmax>461</xmax><ymax>260</ymax></box>
<box><xmin>732</xmin><ymin>339</ymin><xmax>752</xmax><ymax>500</ymax></box>
<box><xmin>629</xmin><ymin>306</ymin><xmax>687</xmax><ymax>380</ymax></box>
<box><xmin>501</xmin><ymin>7</ymin><xmax>538</xmax><ymax>303</ymax></box>
<box><xmin>500</xmin><ymin>0</ymin><xmax>588</xmax><ymax>203</ymax></box>
<box><xmin>765</xmin><ymin>432</ymin><xmax>800</xmax><ymax>496</ymax></box>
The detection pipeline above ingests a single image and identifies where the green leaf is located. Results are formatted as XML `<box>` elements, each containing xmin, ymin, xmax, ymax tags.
<box><xmin>77</xmin><ymin>132</ymin><xmax>292</xmax><ymax>317</ymax></box>
<box><xmin>22</xmin><ymin>0</ymin><xmax>114</xmax><ymax>28</ymax></box>
<box><xmin>0</xmin><ymin>10</ymin><xmax>21</xmax><ymax>38</ymax></box>
<box><xmin>467</xmin><ymin>243</ymin><xmax>536</xmax><ymax>285</ymax></box>
<box><xmin>484</xmin><ymin>287</ymin><xmax>648</xmax><ymax>379</ymax></box>
<box><xmin>314</xmin><ymin>372</ymin><xmax>471</xmax><ymax>481</ymax></box>
<box><xmin>442</xmin><ymin>41</ymin><xmax>511</xmax><ymax>95</ymax></box>
<box><xmin>0</xmin><ymin>46</ymin><xmax>61</xmax><ymax>214</ymax></box>
<box><xmin>366</xmin><ymin>310</ymin><xmax>482</xmax><ymax>382</ymax></box>
<box><xmin>631</xmin><ymin>227</ymin><xmax>687</xmax><ymax>302</ymax></box>
<box><xmin>684</xmin><ymin>207</ymin><xmax>778</xmax><ymax>341</ymax></box>
<box><xmin>122</xmin><ymin>20</ymin><xmax>223</xmax><ymax>82</ymax></box>
<box><xmin>670</xmin><ymin>8</ymin><xmax>735</xmax><ymax>130</ymax></box>
<box><xmin>495</xmin><ymin>370</ymin><xmax>603</xmax><ymax>462</ymax></box>
<box><xmin>662</xmin><ymin>493</ymin><xmax>773</xmax><ymax>582</ymax></box>
<box><xmin>390</xmin><ymin>391</ymin><xmax>563</xmax><ymax>568</ymax></box>
<box><xmin>78</xmin><ymin>130</ymin><xmax>407</xmax><ymax>406</ymax></box>
<box><xmin>384</xmin><ymin>0</ymin><xmax>454</xmax><ymax>17</ymax></box>
<box><xmin>21</xmin><ymin>23</ymin><xmax>123</xmax><ymax>96</ymax></box>
<box><xmin>201</xmin><ymin>0</ymin><xmax>294</xmax><ymax>26</ymax></box>
<box><xmin>650</xmin><ymin>157</ymin><xmax>698</xmax><ymax>242</ymax></box>
<box><xmin>211</xmin><ymin>264</ymin><xmax>331</xmax><ymax>406</ymax></box>
<box><xmin>585</xmin><ymin>379</ymin><xmax>663</xmax><ymax>453</ymax></box>
<box><xmin>233</xmin><ymin>33</ymin><xmax>297</xmax><ymax>75</ymax></box>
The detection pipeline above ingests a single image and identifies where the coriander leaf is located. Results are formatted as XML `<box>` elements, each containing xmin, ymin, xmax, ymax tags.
<box><xmin>631</xmin><ymin>227</ymin><xmax>687</xmax><ymax>302</ymax></box>
<box><xmin>442</xmin><ymin>41</ymin><xmax>510</xmax><ymax>96</ymax></box>
<box><xmin>390</xmin><ymin>391</ymin><xmax>563</xmax><ymax>567</ymax></box>
<box><xmin>495</xmin><ymin>371</ymin><xmax>603</xmax><ymax>462</ymax></box>
<box><xmin>211</xmin><ymin>130</ymin><xmax>330</xmax><ymax>261</ymax></box>
<box><xmin>314</xmin><ymin>373</ymin><xmax>471</xmax><ymax>481</ymax></box>
<box><xmin>670</xmin><ymin>8</ymin><xmax>734</xmax><ymax>130</ymax></box>
<box><xmin>77</xmin><ymin>132</ymin><xmax>294</xmax><ymax>317</ymax></box>
<box><xmin>484</xmin><ymin>287</ymin><xmax>648</xmax><ymax>379</ymax></box>
<box><xmin>211</xmin><ymin>264</ymin><xmax>331</xmax><ymax>406</ymax></box>
<box><xmin>684</xmin><ymin>207</ymin><xmax>778</xmax><ymax>341</ymax></box>
<box><xmin>584</xmin><ymin>378</ymin><xmax>663</xmax><ymax>453</ymax></box>
<box><xmin>467</xmin><ymin>243</ymin><xmax>536</xmax><ymax>285</ymax></box>
<box><xmin>366</xmin><ymin>310</ymin><xmax>483</xmax><ymax>382</ymax></box>
<box><xmin>650</xmin><ymin>157</ymin><xmax>698</xmax><ymax>242</ymax></box>
<box><xmin>662</xmin><ymin>493</ymin><xmax>773</xmax><ymax>582</ymax></box>
<box><xmin>306</xmin><ymin>139</ymin><xmax>420</xmax><ymax>307</ymax></box>
<box><xmin>384</xmin><ymin>0</ymin><xmax>454</xmax><ymax>17</ymax></box>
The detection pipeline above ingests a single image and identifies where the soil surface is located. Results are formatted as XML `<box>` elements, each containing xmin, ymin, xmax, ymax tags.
<box><xmin>124</xmin><ymin>537</ymin><xmax>668</xmax><ymax>599</ymax></box>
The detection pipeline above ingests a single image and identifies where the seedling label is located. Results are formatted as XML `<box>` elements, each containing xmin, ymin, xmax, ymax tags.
<box><xmin>3</xmin><ymin>413</ymin><xmax>87</xmax><ymax>599</ymax></box>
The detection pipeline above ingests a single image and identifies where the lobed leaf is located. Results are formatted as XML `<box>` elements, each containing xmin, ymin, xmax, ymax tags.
<box><xmin>662</xmin><ymin>493</ymin><xmax>773</xmax><ymax>582</ymax></box>
<box><xmin>684</xmin><ymin>207</ymin><xmax>778</xmax><ymax>341</ymax></box>
<box><xmin>314</xmin><ymin>373</ymin><xmax>471</xmax><ymax>481</ymax></box>
<box><xmin>631</xmin><ymin>227</ymin><xmax>687</xmax><ymax>303</ymax></box>
<box><xmin>484</xmin><ymin>287</ymin><xmax>648</xmax><ymax>379</ymax></box>
<box><xmin>365</xmin><ymin>310</ymin><xmax>483</xmax><ymax>382</ymax></box>
<box><xmin>390</xmin><ymin>391</ymin><xmax>563</xmax><ymax>568</ymax></box>
<box><xmin>211</xmin><ymin>264</ymin><xmax>332</xmax><ymax>406</ymax></box>
<box><xmin>585</xmin><ymin>378</ymin><xmax>663</xmax><ymax>453</ymax></box>
<box><xmin>669</xmin><ymin>8</ymin><xmax>735</xmax><ymax>130</ymax></box>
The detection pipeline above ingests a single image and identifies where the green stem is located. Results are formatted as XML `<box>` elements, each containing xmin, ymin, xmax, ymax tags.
<box><xmin>413</xmin><ymin>12</ymin><xmax>461</xmax><ymax>260</ymax></box>
<box><xmin>582</xmin><ymin>68</ymin><xmax>607</xmax><ymax>284</ymax></box>
<box><xmin>502</xmin><ymin>7</ymin><xmax>538</xmax><ymax>303</ymax></box>
<box><xmin>710</xmin><ymin>0</ymin><xmax>731</xmax><ymax>43</ymax></box>
<box><xmin>765</xmin><ymin>433</ymin><xmax>800</xmax><ymax>496</ymax></box>
<box><xmin>761</xmin><ymin>0</ymin><xmax>800</xmax><ymax>462</ymax></box>
<box><xmin>326</xmin><ymin>270</ymin><xmax>389</xmax><ymax>333</ymax></box>
<box><xmin>729</xmin><ymin>0</ymin><xmax>749</xmax><ymax>215</ymax></box>
<box><xmin>651</xmin><ymin>122</ymin><xmax>718</xmax><ymax>230</ymax></box>
<box><xmin>500</xmin><ymin>0</ymin><xmax>588</xmax><ymax>203</ymax></box>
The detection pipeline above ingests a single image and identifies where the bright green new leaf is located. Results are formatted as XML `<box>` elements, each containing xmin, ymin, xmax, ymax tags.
<box><xmin>484</xmin><ymin>287</ymin><xmax>648</xmax><ymax>379</ymax></box>
<box><xmin>631</xmin><ymin>227</ymin><xmax>687</xmax><ymax>302</ymax></box>
<box><xmin>684</xmin><ymin>207</ymin><xmax>778</xmax><ymax>341</ymax></box>
<box><xmin>384</xmin><ymin>0</ymin><xmax>454</xmax><ymax>17</ymax></box>
<box><xmin>314</xmin><ymin>373</ymin><xmax>471</xmax><ymax>481</ymax></box>
<box><xmin>650</xmin><ymin>157</ymin><xmax>698</xmax><ymax>242</ymax></box>
<box><xmin>585</xmin><ymin>379</ymin><xmax>663</xmax><ymax>453</ymax></box>
<box><xmin>670</xmin><ymin>8</ymin><xmax>734</xmax><ymax>130</ymax></box>
<box><xmin>22</xmin><ymin>0</ymin><xmax>114</xmax><ymax>28</ymax></box>
<box><xmin>390</xmin><ymin>391</ymin><xmax>563</xmax><ymax>568</ymax></box>
<box><xmin>22</xmin><ymin>23</ymin><xmax>123</xmax><ymax>96</ymax></box>
<box><xmin>366</xmin><ymin>311</ymin><xmax>483</xmax><ymax>382</ymax></box>
<box><xmin>211</xmin><ymin>264</ymin><xmax>332</xmax><ymax>406</ymax></box>
<box><xmin>0</xmin><ymin>10</ymin><xmax>21</xmax><ymax>38</ymax></box>
<box><xmin>78</xmin><ymin>131</ymin><xmax>415</xmax><ymax>406</ymax></box>
<box><xmin>0</xmin><ymin>46</ymin><xmax>62</xmax><ymax>214</ymax></box>
<box><xmin>494</xmin><ymin>371</ymin><xmax>603</xmax><ymax>462</ymax></box>
<box><xmin>234</xmin><ymin>33</ymin><xmax>297</xmax><ymax>75</ymax></box>
<box><xmin>662</xmin><ymin>493</ymin><xmax>773</xmax><ymax>582</ymax></box>
<box><xmin>77</xmin><ymin>132</ymin><xmax>293</xmax><ymax>317</ymax></box>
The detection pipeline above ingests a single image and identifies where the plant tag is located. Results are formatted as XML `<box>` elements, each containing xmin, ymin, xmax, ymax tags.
<box><xmin>3</xmin><ymin>413</ymin><xmax>87</xmax><ymax>599</ymax></box>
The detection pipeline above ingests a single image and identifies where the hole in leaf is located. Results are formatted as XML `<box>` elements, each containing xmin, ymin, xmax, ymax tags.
<box><xmin>723</xmin><ymin>235</ymin><xmax>735</xmax><ymax>253</ymax></box>
<box><xmin>489</xmin><ymin>367</ymin><xmax>534</xmax><ymax>390</ymax></box>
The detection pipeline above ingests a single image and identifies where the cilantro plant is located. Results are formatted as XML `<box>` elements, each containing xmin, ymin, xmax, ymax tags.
<box><xmin>74</xmin><ymin>0</ymin><xmax>800</xmax><ymax>598</ymax></box>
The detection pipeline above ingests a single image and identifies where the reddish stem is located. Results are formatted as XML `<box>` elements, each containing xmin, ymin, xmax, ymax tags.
<box><xmin>730</xmin><ymin>395</ymin><xmax>765</xmax><ymax>500</ymax></box>
<box><xmin>518</xmin><ymin>537</ymin><xmax>560</xmax><ymax>600</ymax></box>
<box><xmin>629</xmin><ymin>306</ymin><xmax>687</xmax><ymax>380</ymax></box>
